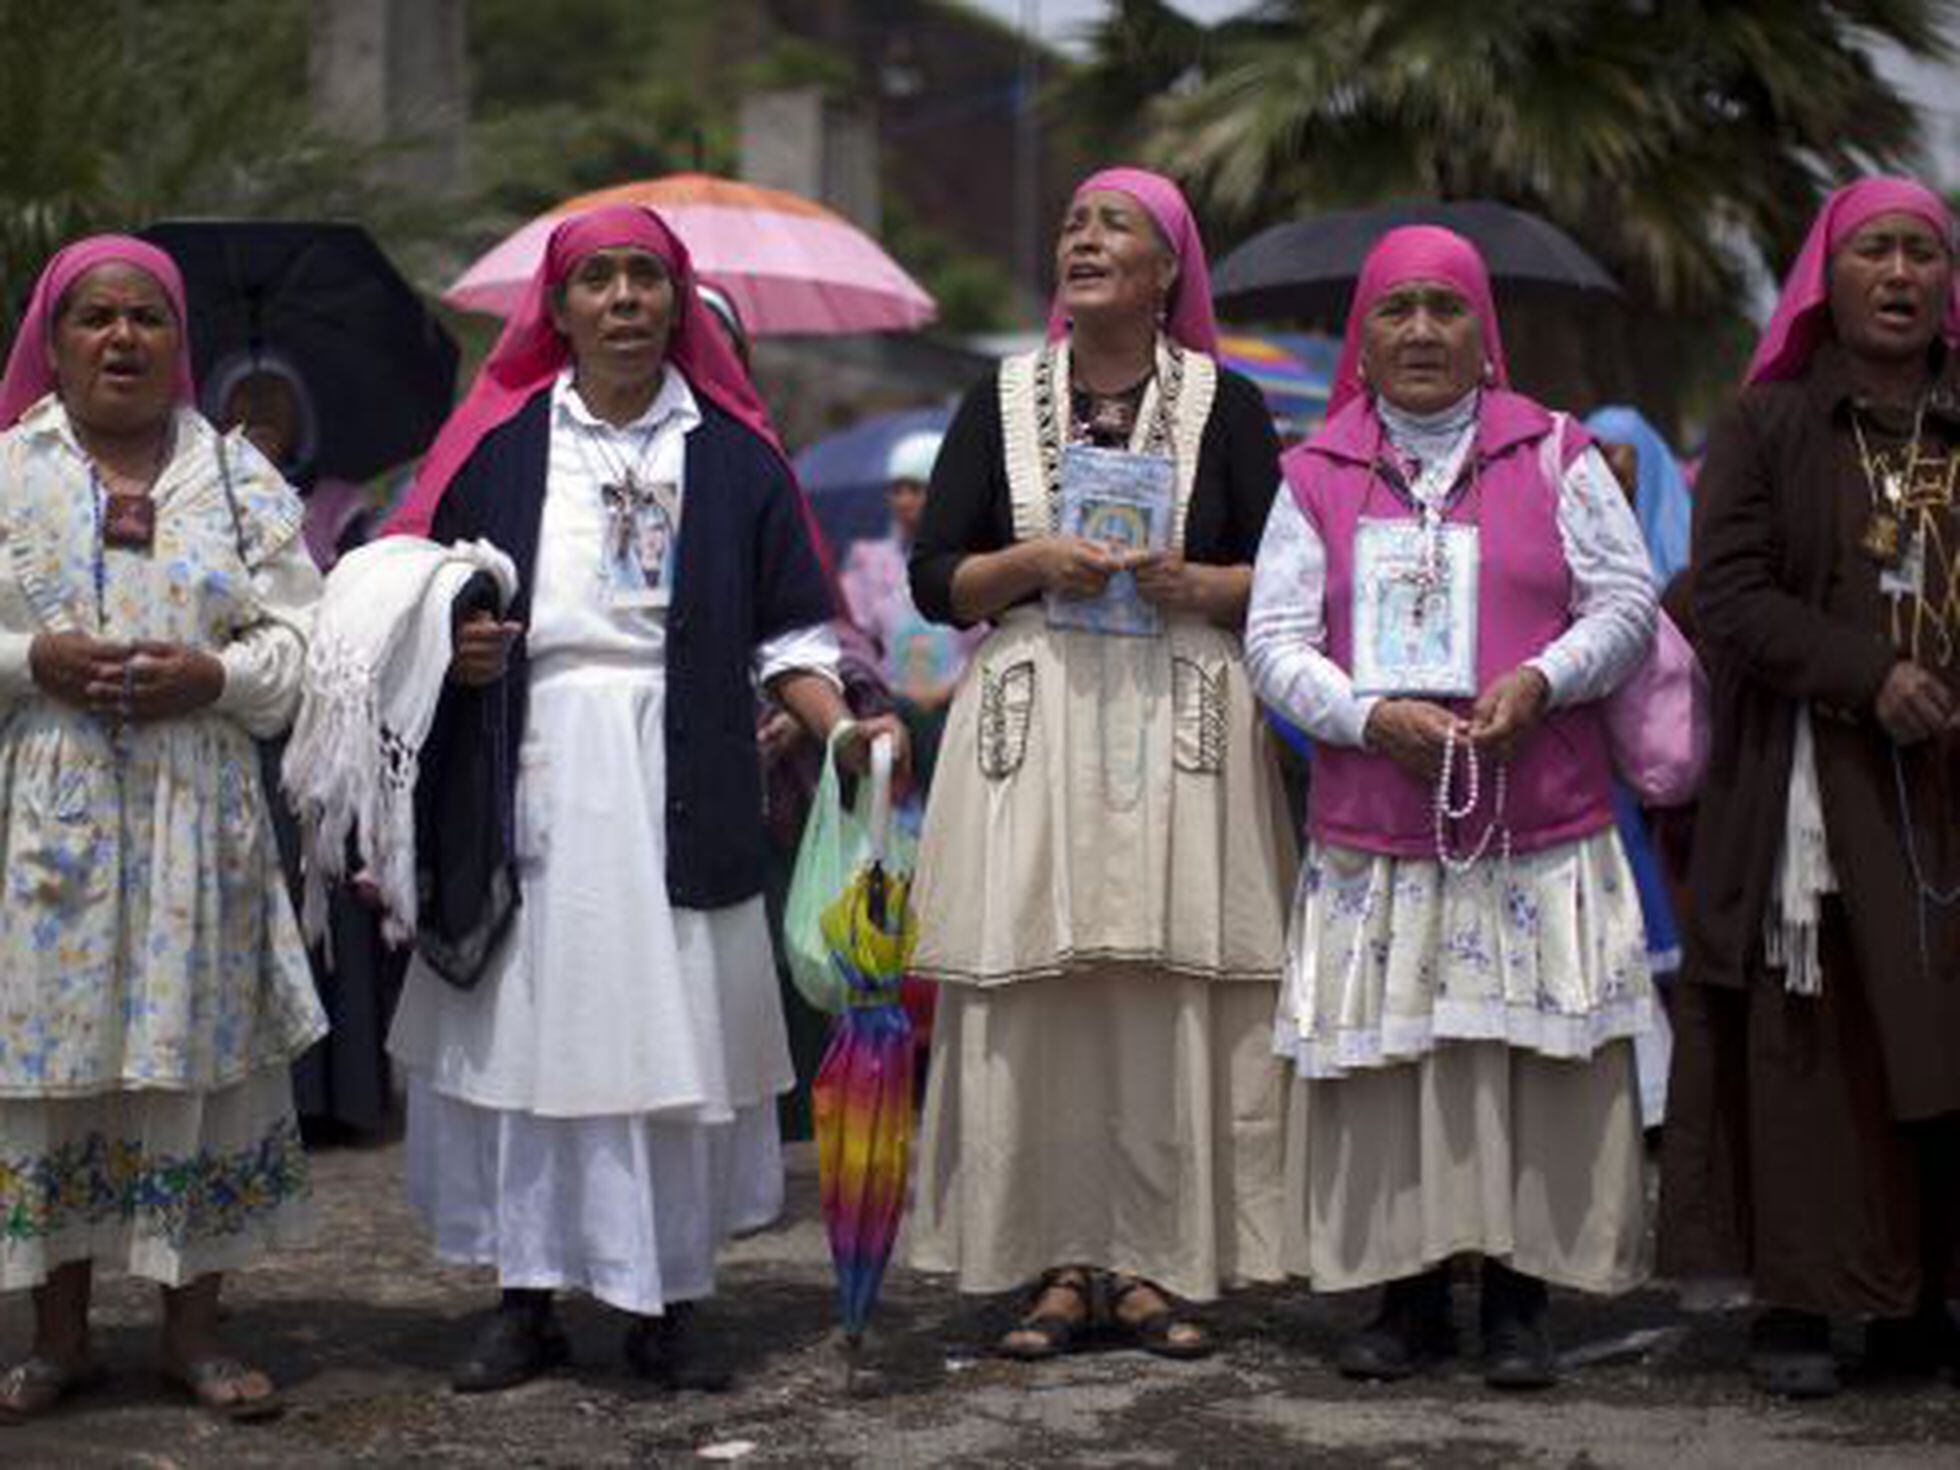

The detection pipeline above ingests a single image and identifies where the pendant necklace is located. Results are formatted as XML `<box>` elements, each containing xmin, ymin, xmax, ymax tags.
<box><xmin>574</xmin><ymin>412</ymin><xmax>666</xmax><ymax>578</ymax></box>
<box><xmin>1850</xmin><ymin>396</ymin><xmax>1926</xmax><ymax>568</ymax></box>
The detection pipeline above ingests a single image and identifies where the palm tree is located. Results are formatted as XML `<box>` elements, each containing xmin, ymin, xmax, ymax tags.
<box><xmin>1070</xmin><ymin>0</ymin><xmax>1951</xmax><ymax>426</ymax></box>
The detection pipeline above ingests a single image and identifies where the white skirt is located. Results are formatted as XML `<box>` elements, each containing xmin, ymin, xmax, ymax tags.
<box><xmin>1276</xmin><ymin>832</ymin><xmax>1655</xmax><ymax>1078</ymax></box>
<box><xmin>387</xmin><ymin>660</ymin><xmax>794</xmax><ymax>1119</ymax></box>
<box><xmin>0</xmin><ymin>1067</ymin><xmax>312</xmax><ymax>1291</ymax></box>
<box><xmin>386</xmin><ymin>658</ymin><xmax>794</xmax><ymax>1313</ymax></box>
<box><xmin>403</xmin><ymin>1076</ymin><xmax>781</xmax><ymax>1314</ymax></box>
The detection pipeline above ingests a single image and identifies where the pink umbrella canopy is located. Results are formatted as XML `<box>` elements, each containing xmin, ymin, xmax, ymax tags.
<box><xmin>444</xmin><ymin>174</ymin><xmax>938</xmax><ymax>336</ymax></box>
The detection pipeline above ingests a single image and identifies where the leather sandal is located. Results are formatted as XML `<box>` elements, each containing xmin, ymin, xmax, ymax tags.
<box><xmin>1105</xmin><ymin>1274</ymin><xmax>1214</xmax><ymax>1361</ymax></box>
<box><xmin>997</xmin><ymin>1267</ymin><xmax>1099</xmax><ymax>1361</ymax></box>
<box><xmin>0</xmin><ymin>1354</ymin><xmax>103</xmax><ymax>1425</ymax></box>
<box><xmin>165</xmin><ymin>1356</ymin><xmax>284</xmax><ymax>1422</ymax></box>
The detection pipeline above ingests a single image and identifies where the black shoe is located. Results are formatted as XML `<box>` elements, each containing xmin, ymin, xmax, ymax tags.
<box><xmin>624</xmin><ymin>1304</ymin><xmax>732</xmax><ymax>1393</ymax></box>
<box><xmin>451</xmin><ymin>1309</ymin><xmax>570</xmax><ymax>1394</ymax></box>
<box><xmin>1480</xmin><ymin>1261</ymin><xmax>1556</xmax><ymax>1390</ymax></box>
<box><xmin>1338</xmin><ymin>1267</ymin><xmax>1456</xmax><ymax>1381</ymax></box>
<box><xmin>1865</xmin><ymin>1299</ymin><xmax>1960</xmax><ymax>1378</ymax></box>
<box><xmin>1749</xmin><ymin>1308</ymin><xmax>1838</xmax><ymax>1400</ymax></box>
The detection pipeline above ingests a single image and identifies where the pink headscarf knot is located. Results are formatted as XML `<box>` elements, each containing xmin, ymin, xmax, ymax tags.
<box><xmin>1744</xmin><ymin>176</ymin><xmax>1960</xmax><ymax>385</ymax></box>
<box><xmin>1044</xmin><ymin>167</ymin><xmax>1219</xmax><ymax>357</ymax></box>
<box><xmin>1327</xmin><ymin>225</ymin><xmax>1508</xmax><ymax>419</ymax></box>
<box><xmin>0</xmin><ymin>234</ymin><xmax>195</xmax><ymax>432</ymax></box>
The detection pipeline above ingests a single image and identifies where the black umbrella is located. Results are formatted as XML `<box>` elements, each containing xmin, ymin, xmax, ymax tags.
<box><xmin>1213</xmin><ymin>201</ymin><xmax>1619</xmax><ymax>326</ymax></box>
<box><xmin>142</xmin><ymin>220</ymin><xmax>458</xmax><ymax>483</ymax></box>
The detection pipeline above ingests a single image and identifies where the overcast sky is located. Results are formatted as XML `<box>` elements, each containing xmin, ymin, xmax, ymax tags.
<box><xmin>958</xmin><ymin>0</ymin><xmax>1255</xmax><ymax>55</ymax></box>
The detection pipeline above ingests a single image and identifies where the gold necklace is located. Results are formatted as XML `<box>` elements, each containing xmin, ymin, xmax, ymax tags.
<box><xmin>1849</xmin><ymin>397</ymin><xmax>1926</xmax><ymax>566</ymax></box>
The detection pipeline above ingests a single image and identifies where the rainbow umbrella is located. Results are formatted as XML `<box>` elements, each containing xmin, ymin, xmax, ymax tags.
<box><xmin>811</xmin><ymin>739</ymin><xmax>917</xmax><ymax>1354</ymax></box>
<box><xmin>444</xmin><ymin>173</ymin><xmax>937</xmax><ymax>336</ymax></box>
<box><xmin>1218</xmin><ymin>330</ymin><xmax>1331</xmax><ymax>440</ymax></box>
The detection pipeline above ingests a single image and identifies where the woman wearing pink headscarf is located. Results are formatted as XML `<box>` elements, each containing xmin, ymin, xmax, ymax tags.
<box><xmin>379</xmin><ymin>205</ymin><xmax>902</xmax><ymax>1394</ymax></box>
<box><xmin>1247</xmin><ymin>226</ymin><xmax>1658</xmax><ymax>1387</ymax></box>
<box><xmin>906</xmin><ymin>168</ymin><xmax>1296</xmax><ymax>1359</ymax></box>
<box><xmin>1660</xmin><ymin>177</ymin><xmax>1960</xmax><ymax>1399</ymax></box>
<box><xmin>0</xmin><ymin>237</ymin><xmax>326</xmax><ymax>1421</ymax></box>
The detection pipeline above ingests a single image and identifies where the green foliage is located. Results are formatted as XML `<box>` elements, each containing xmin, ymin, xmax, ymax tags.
<box><xmin>1084</xmin><ymin>0</ymin><xmax>1945</xmax><ymax>309</ymax></box>
<box><xmin>464</xmin><ymin>0</ymin><xmax>1009</xmax><ymax>335</ymax></box>
<box><xmin>0</xmin><ymin>0</ymin><xmax>420</xmax><ymax>336</ymax></box>
<box><xmin>1069</xmin><ymin>0</ymin><xmax>1951</xmax><ymax>422</ymax></box>
<box><xmin>880</xmin><ymin>193</ymin><xmax>1018</xmax><ymax>333</ymax></box>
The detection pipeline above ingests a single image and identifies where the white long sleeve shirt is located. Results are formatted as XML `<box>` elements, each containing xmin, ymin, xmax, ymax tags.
<box><xmin>1246</xmin><ymin>420</ymin><xmax>1656</xmax><ymax>748</ymax></box>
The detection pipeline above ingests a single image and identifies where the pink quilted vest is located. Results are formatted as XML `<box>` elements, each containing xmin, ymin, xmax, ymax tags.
<box><xmin>1282</xmin><ymin>391</ymin><xmax>1614</xmax><ymax>858</ymax></box>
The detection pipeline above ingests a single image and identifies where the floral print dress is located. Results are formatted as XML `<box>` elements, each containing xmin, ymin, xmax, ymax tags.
<box><xmin>0</xmin><ymin>397</ymin><xmax>325</xmax><ymax>1286</ymax></box>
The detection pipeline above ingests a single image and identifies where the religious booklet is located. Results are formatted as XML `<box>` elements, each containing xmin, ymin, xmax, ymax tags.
<box><xmin>1045</xmin><ymin>444</ymin><xmax>1175</xmax><ymax>637</ymax></box>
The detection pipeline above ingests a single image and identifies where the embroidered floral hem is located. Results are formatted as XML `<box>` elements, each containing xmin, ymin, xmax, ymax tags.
<box><xmin>1276</xmin><ymin>831</ymin><xmax>1655</xmax><ymax>1080</ymax></box>
<box><xmin>0</xmin><ymin>1068</ymin><xmax>312</xmax><ymax>1290</ymax></box>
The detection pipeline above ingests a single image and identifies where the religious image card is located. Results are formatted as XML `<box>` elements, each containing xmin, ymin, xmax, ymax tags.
<box><xmin>1046</xmin><ymin>444</ymin><xmax>1175</xmax><ymax>638</ymax></box>
<box><xmin>1350</xmin><ymin>517</ymin><xmax>1480</xmax><ymax>698</ymax></box>
<box><xmin>601</xmin><ymin>478</ymin><xmax>684</xmax><ymax>610</ymax></box>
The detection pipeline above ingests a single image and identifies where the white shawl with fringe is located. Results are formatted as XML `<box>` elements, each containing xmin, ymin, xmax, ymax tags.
<box><xmin>282</xmin><ymin>535</ymin><xmax>518</xmax><ymax>946</ymax></box>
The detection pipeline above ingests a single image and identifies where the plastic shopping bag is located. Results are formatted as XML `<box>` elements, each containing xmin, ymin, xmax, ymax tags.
<box><xmin>784</xmin><ymin>728</ymin><xmax>912</xmax><ymax>1014</ymax></box>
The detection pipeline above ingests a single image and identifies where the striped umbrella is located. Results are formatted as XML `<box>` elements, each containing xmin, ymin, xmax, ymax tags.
<box><xmin>1218</xmin><ymin>330</ymin><xmax>1330</xmax><ymax>439</ymax></box>
<box><xmin>445</xmin><ymin>173</ymin><xmax>937</xmax><ymax>336</ymax></box>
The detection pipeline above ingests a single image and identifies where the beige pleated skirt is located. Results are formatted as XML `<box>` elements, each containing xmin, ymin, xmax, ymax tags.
<box><xmin>908</xmin><ymin>969</ymin><xmax>1287</xmax><ymax>1302</ymax></box>
<box><xmin>1284</xmin><ymin>1039</ymin><xmax>1649</xmax><ymax>1294</ymax></box>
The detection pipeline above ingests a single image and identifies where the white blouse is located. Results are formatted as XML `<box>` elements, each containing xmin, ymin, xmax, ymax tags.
<box><xmin>535</xmin><ymin>367</ymin><xmax>838</xmax><ymax>685</ymax></box>
<box><xmin>1246</xmin><ymin>432</ymin><xmax>1655</xmax><ymax>749</ymax></box>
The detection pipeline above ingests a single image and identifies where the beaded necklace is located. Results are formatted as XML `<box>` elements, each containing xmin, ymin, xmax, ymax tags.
<box><xmin>1433</xmin><ymin>722</ymin><xmax>1511</xmax><ymax>873</ymax></box>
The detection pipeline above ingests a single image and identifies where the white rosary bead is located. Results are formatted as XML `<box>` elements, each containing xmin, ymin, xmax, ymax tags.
<box><xmin>1433</xmin><ymin>722</ymin><xmax>1511</xmax><ymax>874</ymax></box>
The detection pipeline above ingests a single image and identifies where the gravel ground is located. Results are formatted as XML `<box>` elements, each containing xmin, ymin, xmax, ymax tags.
<box><xmin>5</xmin><ymin>1137</ymin><xmax>1959</xmax><ymax>1468</ymax></box>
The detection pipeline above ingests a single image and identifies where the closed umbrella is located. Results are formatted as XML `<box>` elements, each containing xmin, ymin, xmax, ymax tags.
<box><xmin>446</xmin><ymin>174</ymin><xmax>937</xmax><ymax>336</ymax></box>
<box><xmin>810</xmin><ymin>737</ymin><xmax>917</xmax><ymax>1370</ymax></box>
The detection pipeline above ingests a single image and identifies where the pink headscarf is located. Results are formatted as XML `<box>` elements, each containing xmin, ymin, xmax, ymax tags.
<box><xmin>1044</xmin><ymin>166</ymin><xmax>1220</xmax><ymax>356</ymax></box>
<box><xmin>1744</xmin><ymin>176</ymin><xmax>1960</xmax><ymax>386</ymax></box>
<box><xmin>389</xmin><ymin>204</ymin><xmax>790</xmax><ymax>537</ymax></box>
<box><xmin>1327</xmin><ymin>226</ymin><xmax>1508</xmax><ymax>419</ymax></box>
<box><xmin>0</xmin><ymin>234</ymin><xmax>195</xmax><ymax>431</ymax></box>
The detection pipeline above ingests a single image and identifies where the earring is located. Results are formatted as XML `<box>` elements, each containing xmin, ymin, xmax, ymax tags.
<box><xmin>1482</xmin><ymin>360</ymin><xmax>1496</xmax><ymax>383</ymax></box>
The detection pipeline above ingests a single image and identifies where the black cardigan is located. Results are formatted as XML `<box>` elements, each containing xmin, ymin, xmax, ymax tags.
<box><xmin>413</xmin><ymin>388</ymin><xmax>833</xmax><ymax>982</ymax></box>
<box><xmin>908</xmin><ymin>365</ymin><xmax>1282</xmax><ymax>625</ymax></box>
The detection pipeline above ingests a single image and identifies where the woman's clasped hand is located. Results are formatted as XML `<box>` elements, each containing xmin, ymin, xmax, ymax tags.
<box><xmin>30</xmin><ymin>631</ymin><xmax>225</xmax><ymax>722</ymax></box>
